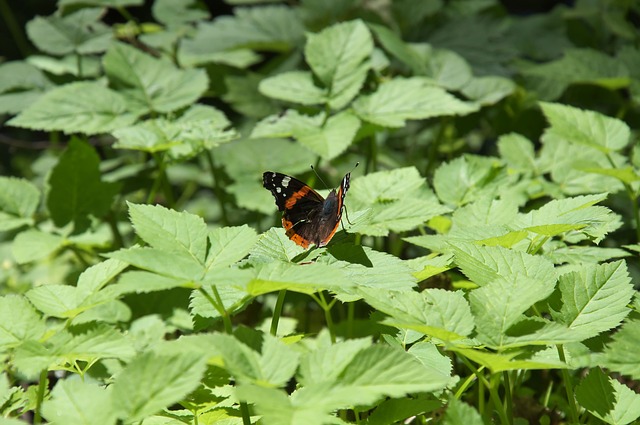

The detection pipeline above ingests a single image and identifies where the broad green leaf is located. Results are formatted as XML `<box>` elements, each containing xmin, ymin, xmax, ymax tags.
<box><xmin>26</xmin><ymin>8</ymin><xmax>111</xmax><ymax>56</ymax></box>
<box><xmin>106</xmin><ymin>247</ymin><xmax>204</xmax><ymax>281</ymax></box>
<box><xmin>469</xmin><ymin>276</ymin><xmax>555</xmax><ymax>347</ymax></box>
<box><xmin>322</xmin><ymin>245</ymin><xmax>416</xmax><ymax>301</ymax></box>
<box><xmin>249</xmin><ymin>228</ymin><xmax>306</xmax><ymax>263</ymax></box>
<box><xmin>497</xmin><ymin>133</ymin><xmax>537</xmax><ymax>173</ymax></box>
<box><xmin>368</xmin><ymin>23</ymin><xmax>426</xmax><ymax>75</ymax></box>
<box><xmin>347</xmin><ymin>167</ymin><xmax>450</xmax><ymax>236</ymax></box>
<box><xmin>545</xmin><ymin>246</ymin><xmax>629</xmax><ymax>265</ymax></box>
<box><xmin>26</xmin><ymin>284</ymin><xmax>78</xmax><ymax>317</ymax></box>
<box><xmin>363</xmin><ymin>288</ymin><xmax>474</xmax><ymax>341</ymax></box>
<box><xmin>540</xmin><ymin>102</ymin><xmax>631</xmax><ymax>153</ymax></box>
<box><xmin>128</xmin><ymin>203</ymin><xmax>208</xmax><ymax>264</ymax></box>
<box><xmin>46</xmin><ymin>139</ymin><xmax>119</xmax><ymax>229</ymax></box>
<box><xmin>433</xmin><ymin>155</ymin><xmax>508</xmax><ymax>206</ymax></box>
<box><xmin>305</xmin><ymin>20</ymin><xmax>373</xmax><ymax>109</ymax></box>
<box><xmin>258</xmin><ymin>71</ymin><xmax>327</xmax><ymax>105</ymax></box>
<box><xmin>443</xmin><ymin>398</ymin><xmax>484</xmax><ymax>425</ymax></box>
<box><xmin>248</xmin><ymin>261</ymin><xmax>353</xmax><ymax>296</ymax></box>
<box><xmin>179</xmin><ymin>6</ymin><xmax>304</xmax><ymax>64</ymax></box>
<box><xmin>513</xmin><ymin>193</ymin><xmax>620</xmax><ymax>243</ymax></box>
<box><xmin>113</xmin><ymin>118</ymin><xmax>236</xmax><ymax>160</ymax></box>
<box><xmin>579</xmin><ymin>166</ymin><xmax>640</xmax><ymax>185</ymax></box>
<box><xmin>408</xmin><ymin>341</ymin><xmax>453</xmax><ymax>382</ymax></box>
<box><xmin>12</xmin><ymin>229</ymin><xmax>64</xmax><ymax>264</ymax></box>
<box><xmin>461</xmin><ymin>76</ymin><xmax>515</xmax><ymax>105</ymax></box>
<box><xmin>451</xmin><ymin>243</ymin><xmax>556</xmax><ymax>287</ymax></box>
<box><xmin>367</xmin><ymin>396</ymin><xmax>441</xmax><ymax>425</ymax></box>
<box><xmin>111</xmin><ymin>271</ymin><xmax>194</xmax><ymax>295</ymax></box>
<box><xmin>190</xmin><ymin>275</ymin><xmax>251</xmax><ymax>319</ymax></box>
<box><xmin>58</xmin><ymin>0</ymin><xmax>143</xmax><ymax>6</ymax></box>
<box><xmin>0</xmin><ymin>177</ymin><xmax>39</xmax><ymax>221</ymax></box>
<box><xmin>553</xmin><ymin>261</ymin><xmax>634</xmax><ymax>340</ymax></box>
<box><xmin>205</xmin><ymin>225</ymin><xmax>258</xmax><ymax>269</ymax></box>
<box><xmin>353</xmin><ymin>77</ymin><xmax>478</xmax><ymax>127</ymax></box>
<box><xmin>449</xmin><ymin>346</ymin><xmax>567</xmax><ymax>373</ymax></box>
<box><xmin>0</xmin><ymin>295</ymin><xmax>45</xmax><ymax>349</ymax></box>
<box><xmin>522</xmin><ymin>49</ymin><xmax>630</xmax><ymax>100</ymax></box>
<box><xmin>0</xmin><ymin>61</ymin><xmax>50</xmax><ymax>93</ymax></box>
<box><xmin>103</xmin><ymin>42</ymin><xmax>208</xmax><ymax>114</ymax></box>
<box><xmin>42</xmin><ymin>378</ymin><xmax>115</xmax><ymax>425</ymax></box>
<box><xmin>424</xmin><ymin>47</ymin><xmax>473</xmax><ymax>90</ymax></box>
<box><xmin>8</xmin><ymin>82</ymin><xmax>137</xmax><ymax>135</ymax></box>
<box><xmin>112</xmin><ymin>351</ymin><xmax>207</xmax><ymax>422</ymax></box>
<box><xmin>252</xmin><ymin>110</ymin><xmax>360</xmax><ymax>160</ymax></box>
<box><xmin>27</xmin><ymin>54</ymin><xmax>102</xmax><ymax>77</ymax></box>
<box><xmin>152</xmin><ymin>0</ymin><xmax>209</xmax><ymax>25</ymax></box>
<box><xmin>602</xmin><ymin>319</ymin><xmax>640</xmax><ymax>380</ymax></box>
<box><xmin>76</xmin><ymin>258</ymin><xmax>128</xmax><ymax>300</ymax></box>
<box><xmin>575</xmin><ymin>368</ymin><xmax>640</xmax><ymax>425</ymax></box>
<box><xmin>298</xmin><ymin>338</ymin><xmax>371</xmax><ymax>386</ymax></box>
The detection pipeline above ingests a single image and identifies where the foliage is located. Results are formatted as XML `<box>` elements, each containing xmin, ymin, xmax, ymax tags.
<box><xmin>1</xmin><ymin>0</ymin><xmax>640</xmax><ymax>424</ymax></box>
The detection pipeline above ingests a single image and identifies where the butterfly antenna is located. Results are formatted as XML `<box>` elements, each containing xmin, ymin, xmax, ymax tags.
<box><xmin>309</xmin><ymin>164</ymin><xmax>329</xmax><ymax>189</ymax></box>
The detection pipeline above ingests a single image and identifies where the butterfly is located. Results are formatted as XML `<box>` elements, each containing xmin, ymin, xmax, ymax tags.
<box><xmin>262</xmin><ymin>171</ymin><xmax>351</xmax><ymax>249</ymax></box>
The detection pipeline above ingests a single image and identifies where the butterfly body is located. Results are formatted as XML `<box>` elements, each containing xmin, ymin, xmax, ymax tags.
<box><xmin>263</xmin><ymin>171</ymin><xmax>350</xmax><ymax>248</ymax></box>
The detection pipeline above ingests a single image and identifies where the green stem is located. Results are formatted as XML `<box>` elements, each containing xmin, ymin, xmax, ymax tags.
<box><xmin>147</xmin><ymin>153</ymin><xmax>166</xmax><ymax>204</ymax></box>
<box><xmin>317</xmin><ymin>291</ymin><xmax>336</xmax><ymax>343</ymax></box>
<box><xmin>240</xmin><ymin>402</ymin><xmax>251</xmax><ymax>425</ymax></box>
<box><xmin>205</xmin><ymin>150</ymin><xmax>229</xmax><ymax>226</ymax></box>
<box><xmin>461</xmin><ymin>357</ymin><xmax>508</xmax><ymax>425</ymax></box>
<box><xmin>453</xmin><ymin>366</ymin><xmax>483</xmax><ymax>399</ymax></box>
<box><xmin>347</xmin><ymin>302</ymin><xmax>355</xmax><ymax>339</ymax></box>
<box><xmin>198</xmin><ymin>286</ymin><xmax>232</xmax><ymax>334</ymax></box>
<box><xmin>270</xmin><ymin>290</ymin><xmax>287</xmax><ymax>336</ymax></box>
<box><xmin>557</xmin><ymin>345</ymin><xmax>580</xmax><ymax>424</ymax></box>
<box><xmin>106</xmin><ymin>210</ymin><xmax>125</xmax><ymax>249</ymax></box>
<box><xmin>33</xmin><ymin>369</ymin><xmax>48</xmax><ymax>425</ymax></box>
<box><xmin>502</xmin><ymin>371</ymin><xmax>513</xmax><ymax>425</ymax></box>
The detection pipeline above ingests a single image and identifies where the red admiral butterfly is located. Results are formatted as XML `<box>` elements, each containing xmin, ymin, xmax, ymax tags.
<box><xmin>263</xmin><ymin>171</ymin><xmax>351</xmax><ymax>249</ymax></box>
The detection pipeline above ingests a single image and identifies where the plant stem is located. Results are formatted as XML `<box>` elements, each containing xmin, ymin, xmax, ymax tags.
<box><xmin>240</xmin><ymin>402</ymin><xmax>251</xmax><ymax>425</ymax></box>
<box><xmin>317</xmin><ymin>291</ymin><xmax>336</xmax><ymax>343</ymax></box>
<box><xmin>0</xmin><ymin>0</ymin><xmax>31</xmax><ymax>56</ymax></box>
<box><xmin>557</xmin><ymin>345</ymin><xmax>580</xmax><ymax>424</ymax></box>
<box><xmin>270</xmin><ymin>290</ymin><xmax>287</xmax><ymax>336</ymax></box>
<box><xmin>461</xmin><ymin>357</ymin><xmax>508</xmax><ymax>425</ymax></box>
<box><xmin>198</xmin><ymin>286</ymin><xmax>232</xmax><ymax>334</ymax></box>
<box><xmin>347</xmin><ymin>302</ymin><xmax>354</xmax><ymax>339</ymax></box>
<box><xmin>33</xmin><ymin>369</ymin><xmax>48</xmax><ymax>425</ymax></box>
<box><xmin>453</xmin><ymin>366</ymin><xmax>482</xmax><ymax>399</ymax></box>
<box><xmin>502</xmin><ymin>371</ymin><xmax>513</xmax><ymax>425</ymax></box>
<box><xmin>205</xmin><ymin>150</ymin><xmax>229</xmax><ymax>226</ymax></box>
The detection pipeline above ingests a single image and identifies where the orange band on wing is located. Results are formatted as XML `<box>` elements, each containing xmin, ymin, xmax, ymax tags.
<box><xmin>282</xmin><ymin>218</ymin><xmax>311</xmax><ymax>248</ymax></box>
<box><xmin>284</xmin><ymin>186</ymin><xmax>312</xmax><ymax>209</ymax></box>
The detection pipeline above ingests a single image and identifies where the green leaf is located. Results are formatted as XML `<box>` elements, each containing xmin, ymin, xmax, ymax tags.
<box><xmin>112</xmin><ymin>118</ymin><xmax>236</xmax><ymax>160</ymax></box>
<box><xmin>0</xmin><ymin>177</ymin><xmax>39</xmax><ymax>231</ymax></box>
<box><xmin>8</xmin><ymin>82</ymin><xmax>137</xmax><ymax>135</ymax></box>
<box><xmin>540</xmin><ymin>102</ymin><xmax>631</xmax><ymax>153</ymax></box>
<box><xmin>575</xmin><ymin>367</ymin><xmax>640</xmax><ymax>425</ymax></box>
<box><xmin>58</xmin><ymin>0</ymin><xmax>143</xmax><ymax>6</ymax></box>
<box><xmin>112</xmin><ymin>271</ymin><xmax>193</xmax><ymax>295</ymax></box>
<box><xmin>298</xmin><ymin>337</ymin><xmax>371</xmax><ymax>386</ymax></box>
<box><xmin>602</xmin><ymin>319</ymin><xmax>640</xmax><ymax>380</ymax></box>
<box><xmin>46</xmin><ymin>139</ymin><xmax>119</xmax><ymax>229</ymax></box>
<box><xmin>112</xmin><ymin>351</ymin><xmax>207</xmax><ymax>422</ymax></box>
<box><xmin>258</xmin><ymin>71</ymin><xmax>327</xmax><ymax>105</ymax></box>
<box><xmin>353</xmin><ymin>77</ymin><xmax>478</xmax><ymax>127</ymax></box>
<box><xmin>106</xmin><ymin>247</ymin><xmax>204</xmax><ymax>281</ymax></box>
<box><xmin>206</xmin><ymin>225</ymin><xmax>259</xmax><ymax>269</ymax></box>
<box><xmin>469</xmin><ymin>276</ymin><xmax>555</xmax><ymax>348</ymax></box>
<box><xmin>42</xmin><ymin>378</ymin><xmax>116</xmax><ymax>425</ymax></box>
<box><xmin>249</xmin><ymin>228</ymin><xmax>306</xmax><ymax>263</ymax></box>
<box><xmin>27</xmin><ymin>54</ymin><xmax>102</xmax><ymax>77</ymax></box>
<box><xmin>367</xmin><ymin>396</ymin><xmax>441</xmax><ymax>425</ymax></box>
<box><xmin>0</xmin><ymin>295</ymin><xmax>45</xmax><ymax>349</ymax></box>
<box><xmin>368</xmin><ymin>23</ymin><xmax>427</xmax><ymax>75</ymax></box>
<box><xmin>513</xmin><ymin>193</ymin><xmax>620</xmax><ymax>243</ymax></box>
<box><xmin>12</xmin><ymin>229</ymin><xmax>64</xmax><ymax>264</ymax></box>
<box><xmin>179</xmin><ymin>5</ymin><xmax>304</xmax><ymax>64</ymax></box>
<box><xmin>103</xmin><ymin>42</ymin><xmax>208</xmax><ymax>114</ymax></box>
<box><xmin>190</xmin><ymin>274</ymin><xmax>251</xmax><ymax>319</ymax></box>
<box><xmin>497</xmin><ymin>133</ymin><xmax>537</xmax><ymax>173</ymax></box>
<box><xmin>223</xmin><ymin>73</ymin><xmax>279</xmax><ymax>118</ymax></box>
<box><xmin>424</xmin><ymin>48</ymin><xmax>473</xmax><ymax>91</ymax></box>
<box><xmin>433</xmin><ymin>155</ymin><xmax>507</xmax><ymax>206</ymax></box>
<box><xmin>443</xmin><ymin>398</ymin><xmax>484</xmax><ymax>425</ymax></box>
<box><xmin>522</xmin><ymin>49</ymin><xmax>630</xmax><ymax>100</ymax></box>
<box><xmin>152</xmin><ymin>0</ymin><xmax>209</xmax><ymax>25</ymax></box>
<box><xmin>461</xmin><ymin>76</ymin><xmax>515</xmax><ymax>105</ymax></box>
<box><xmin>248</xmin><ymin>261</ymin><xmax>353</xmax><ymax>296</ymax></box>
<box><xmin>26</xmin><ymin>284</ymin><xmax>77</xmax><ymax>317</ymax></box>
<box><xmin>128</xmin><ymin>203</ymin><xmax>208</xmax><ymax>264</ymax></box>
<box><xmin>0</xmin><ymin>61</ymin><xmax>50</xmax><ymax>93</ymax></box>
<box><xmin>553</xmin><ymin>261</ymin><xmax>634</xmax><ymax>340</ymax></box>
<box><xmin>347</xmin><ymin>167</ymin><xmax>450</xmax><ymax>236</ymax></box>
<box><xmin>305</xmin><ymin>20</ymin><xmax>373</xmax><ymax>109</ymax></box>
<box><xmin>26</xmin><ymin>8</ymin><xmax>111</xmax><ymax>56</ymax></box>
<box><xmin>252</xmin><ymin>110</ymin><xmax>360</xmax><ymax>160</ymax></box>
<box><xmin>363</xmin><ymin>288</ymin><xmax>474</xmax><ymax>341</ymax></box>
<box><xmin>449</xmin><ymin>346</ymin><xmax>567</xmax><ymax>373</ymax></box>
<box><xmin>451</xmin><ymin>243</ymin><xmax>557</xmax><ymax>287</ymax></box>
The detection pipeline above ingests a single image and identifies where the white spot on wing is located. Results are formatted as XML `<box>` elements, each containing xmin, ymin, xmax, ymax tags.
<box><xmin>276</xmin><ymin>187</ymin><xmax>281</xmax><ymax>193</ymax></box>
<box><xmin>282</xmin><ymin>176</ymin><xmax>291</xmax><ymax>188</ymax></box>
